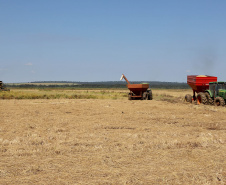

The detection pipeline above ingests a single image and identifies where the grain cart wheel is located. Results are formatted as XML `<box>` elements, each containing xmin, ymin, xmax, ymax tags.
<box><xmin>147</xmin><ymin>90</ymin><xmax>153</xmax><ymax>100</ymax></box>
<box><xmin>205</xmin><ymin>92</ymin><xmax>214</xmax><ymax>105</ymax></box>
<box><xmin>214</xmin><ymin>97</ymin><xmax>225</xmax><ymax>106</ymax></box>
<box><xmin>197</xmin><ymin>92</ymin><xmax>207</xmax><ymax>105</ymax></box>
<box><xmin>128</xmin><ymin>94</ymin><xmax>132</xmax><ymax>100</ymax></box>
<box><xmin>185</xmin><ymin>94</ymin><xmax>192</xmax><ymax>103</ymax></box>
<box><xmin>142</xmin><ymin>92</ymin><xmax>148</xmax><ymax>100</ymax></box>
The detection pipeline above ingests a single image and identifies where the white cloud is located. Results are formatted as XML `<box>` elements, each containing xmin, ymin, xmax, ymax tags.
<box><xmin>186</xmin><ymin>70</ymin><xmax>191</xmax><ymax>73</ymax></box>
<box><xmin>25</xmin><ymin>63</ymin><xmax>33</xmax><ymax>66</ymax></box>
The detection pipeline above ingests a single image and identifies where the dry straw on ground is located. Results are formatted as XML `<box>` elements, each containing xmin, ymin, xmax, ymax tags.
<box><xmin>0</xmin><ymin>89</ymin><xmax>225</xmax><ymax>184</ymax></box>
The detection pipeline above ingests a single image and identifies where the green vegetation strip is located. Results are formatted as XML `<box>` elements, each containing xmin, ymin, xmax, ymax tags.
<box><xmin>0</xmin><ymin>90</ymin><xmax>128</xmax><ymax>100</ymax></box>
<box><xmin>0</xmin><ymin>89</ymin><xmax>185</xmax><ymax>102</ymax></box>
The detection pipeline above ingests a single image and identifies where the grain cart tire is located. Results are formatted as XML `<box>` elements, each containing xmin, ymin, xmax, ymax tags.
<box><xmin>185</xmin><ymin>94</ymin><xmax>192</xmax><ymax>103</ymax></box>
<box><xmin>205</xmin><ymin>92</ymin><xmax>214</xmax><ymax>105</ymax></box>
<box><xmin>128</xmin><ymin>94</ymin><xmax>132</xmax><ymax>100</ymax></box>
<box><xmin>142</xmin><ymin>92</ymin><xmax>148</xmax><ymax>100</ymax></box>
<box><xmin>214</xmin><ymin>97</ymin><xmax>225</xmax><ymax>106</ymax></box>
<box><xmin>147</xmin><ymin>90</ymin><xmax>153</xmax><ymax>100</ymax></box>
<box><xmin>197</xmin><ymin>92</ymin><xmax>207</xmax><ymax>105</ymax></box>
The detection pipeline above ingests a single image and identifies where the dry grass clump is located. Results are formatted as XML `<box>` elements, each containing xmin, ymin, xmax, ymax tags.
<box><xmin>153</xmin><ymin>89</ymin><xmax>190</xmax><ymax>104</ymax></box>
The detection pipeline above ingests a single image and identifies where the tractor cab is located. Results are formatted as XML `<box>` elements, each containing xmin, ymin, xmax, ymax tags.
<box><xmin>209</xmin><ymin>82</ymin><xmax>226</xmax><ymax>97</ymax></box>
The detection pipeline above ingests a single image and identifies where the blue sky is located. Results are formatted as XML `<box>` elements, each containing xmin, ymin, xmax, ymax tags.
<box><xmin>1</xmin><ymin>0</ymin><xmax>226</xmax><ymax>83</ymax></box>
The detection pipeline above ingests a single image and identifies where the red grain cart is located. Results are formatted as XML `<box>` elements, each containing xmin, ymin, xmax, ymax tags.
<box><xmin>120</xmin><ymin>74</ymin><xmax>152</xmax><ymax>100</ymax></box>
<box><xmin>185</xmin><ymin>75</ymin><xmax>217</xmax><ymax>104</ymax></box>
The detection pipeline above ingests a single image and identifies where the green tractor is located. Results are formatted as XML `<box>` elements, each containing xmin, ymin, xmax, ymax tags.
<box><xmin>0</xmin><ymin>81</ymin><xmax>10</xmax><ymax>91</ymax></box>
<box><xmin>205</xmin><ymin>82</ymin><xmax>226</xmax><ymax>106</ymax></box>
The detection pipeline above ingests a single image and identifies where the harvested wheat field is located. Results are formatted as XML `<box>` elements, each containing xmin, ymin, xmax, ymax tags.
<box><xmin>0</xmin><ymin>89</ymin><xmax>226</xmax><ymax>184</ymax></box>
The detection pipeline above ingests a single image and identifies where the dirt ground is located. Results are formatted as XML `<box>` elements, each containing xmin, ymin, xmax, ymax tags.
<box><xmin>0</xmin><ymin>90</ymin><xmax>226</xmax><ymax>184</ymax></box>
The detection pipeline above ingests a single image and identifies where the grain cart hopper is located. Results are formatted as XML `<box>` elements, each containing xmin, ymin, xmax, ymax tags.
<box><xmin>0</xmin><ymin>81</ymin><xmax>10</xmax><ymax>91</ymax></box>
<box><xmin>120</xmin><ymin>74</ymin><xmax>152</xmax><ymax>100</ymax></box>
<box><xmin>185</xmin><ymin>75</ymin><xmax>217</xmax><ymax>104</ymax></box>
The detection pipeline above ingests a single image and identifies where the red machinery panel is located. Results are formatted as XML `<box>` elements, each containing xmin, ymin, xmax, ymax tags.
<box><xmin>127</xmin><ymin>84</ymin><xmax>149</xmax><ymax>94</ymax></box>
<box><xmin>187</xmin><ymin>75</ymin><xmax>217</xmax><ymax>93</ymax></box>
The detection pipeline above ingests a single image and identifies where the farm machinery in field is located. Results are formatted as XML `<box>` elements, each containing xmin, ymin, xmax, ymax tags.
<box><xmin>0</xmin><ymin>81</ymin><xmax>10</xmax><ymax>91</ymax></box>
<box><xmin>120</xmin><ymin>74</ymin><xmax>152</xmax><ymax>100</ymax></box>
<box><xmin>185</xmin><ymin>75</ymin><xmax>226</xmax><ymax>106</ymax></box>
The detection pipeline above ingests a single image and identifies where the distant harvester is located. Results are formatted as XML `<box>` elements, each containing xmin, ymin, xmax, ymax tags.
<box><xmin>0</xmin><ymin>81</ymin><xmax>10</xmax><ymax>91</ymax></box>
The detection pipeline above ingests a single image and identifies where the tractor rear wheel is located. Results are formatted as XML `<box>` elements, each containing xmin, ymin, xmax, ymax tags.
<box><xmin>128</xmin><ymin>94</ymin><xmax>132</xmax><ymax>100</ymax></box>
<box><xmin>214</xmin><ymin>97</ymin><xmax>225</xmax><ymax>106</ymax></box>
<box><xmin>185</xmin><ymin>94</ymin><xmax>192</xmax><ymax>103</ymax></box>
<box><xmin>197</xmin><ymin>92</ymin><xmax>207</xmax><ymax>105</ymax></box>
<box><xmin>205</xmin><ymin>92</ymin><xmax>214</xmax><ymax>105</ymax></box>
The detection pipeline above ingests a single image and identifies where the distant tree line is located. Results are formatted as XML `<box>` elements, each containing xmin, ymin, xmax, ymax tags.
<box><xmin>6</xmin><ymin>81</ymin><xmax>190</xmax><ymax>89</ymax></box>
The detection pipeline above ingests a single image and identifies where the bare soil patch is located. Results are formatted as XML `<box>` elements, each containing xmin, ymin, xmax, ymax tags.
<box><xmin>0</xmin><ymin>90</ymin><xmax>225</xmax><ymax>184</ymax></box>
